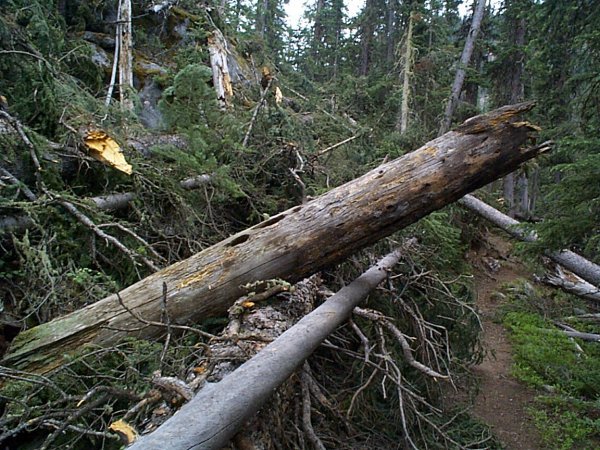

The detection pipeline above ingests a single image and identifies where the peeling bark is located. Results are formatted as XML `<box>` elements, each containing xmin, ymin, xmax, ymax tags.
<box><xmin>208</xmin><ymin>29</ymin><xmax>233</xmax><ymax>105</ymax></box>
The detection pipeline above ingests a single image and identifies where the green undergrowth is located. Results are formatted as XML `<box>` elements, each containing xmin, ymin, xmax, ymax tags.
<box><xmin>498</xmin><ymin>280</ymin><xmax>600</xmax><ymax>449</ymax></box>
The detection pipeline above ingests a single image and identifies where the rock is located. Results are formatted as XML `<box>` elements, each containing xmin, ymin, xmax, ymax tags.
<box><xmin>138</xmin><ymin>80</ymin><xmax>165</xmax><ymax>130</ymax></box>
<box><xmin>81</xmin><ymin>31</ymin><xmax>115</xmax><ymax>49</ymax></box>
<box><xmin>88</xmin><ymin>43</ymin><xmax>112</xmax><ymax>72</ymax></box>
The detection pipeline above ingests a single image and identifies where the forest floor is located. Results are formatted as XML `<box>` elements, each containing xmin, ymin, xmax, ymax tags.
<box><xmin>468</xmin><ymin>232</ymin><xmax>544</xmax><ymax>449</ymax></box>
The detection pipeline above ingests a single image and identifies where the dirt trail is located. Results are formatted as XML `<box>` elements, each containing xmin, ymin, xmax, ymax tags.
<box><xmin>469</xmin><ymin>233</ymin><xmax>543</xmax><ymax>449</ymax></box>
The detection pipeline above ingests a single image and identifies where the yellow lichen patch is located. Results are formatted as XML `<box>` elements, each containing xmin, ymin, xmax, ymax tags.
<box><xmin>421</xmin><ymin>146</ymin><xmax>438</xmax><ymax>157</ymax></box>
<box><xmin>84</xmin><ymin>130</ymin><xmax>132</xmax><ymax>175</ymax></box>
<box><xmin>177</xmin><ymin>262</ymin><xmax>221</xmax><ymax>289</ymax></box>
<box><xmin>109</xmin><ymin>419</ymin><xmax>138</xmax><ymax>444</ymax></box>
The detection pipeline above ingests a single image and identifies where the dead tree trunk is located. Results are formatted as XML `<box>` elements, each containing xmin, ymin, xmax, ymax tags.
<box><xmin>397</xmin><ymin>11</ymin><xmax>415</xmax><ymax>134</ymax></box>
<box><xmin>438</xmin><ymin>0</ymin><xmax>486</xmax><ymax>135</ymax></box>
<box><xmin>118</xmin><ymin>0</ymin><xmax>134</xmax><ymax>110</ymax></box>
<box><xmin>3</xmin><ymin>103</ymin><xmax>544</xmax><ymax>374</ymax></box>
<box><xmin>128</xmin><ymin>250</ymin><xmax>404</xmax><ymax>450</ymax></box>
<box><xmin>459</xmin><ymin>194</ymin><xmax>600</xmax><ymax>287</ymax></box>
<box><xmin>542</xmin><ymin>266</ymin><xmax>600</xmax><ymax>303</ymax></box>
<box><xmin>208</xmin><ymin>29</ymin><xmax>233</xmax><ymax>106</ymax></box>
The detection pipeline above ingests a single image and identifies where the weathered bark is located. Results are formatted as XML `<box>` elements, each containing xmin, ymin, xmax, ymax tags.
<box><xmin>438</xmin><ymin>0</ymin><xmax>486</xmax><ymax>135</ymax></box>
<box><xmin>208</xmin><ymin>30</ymin><xmax>233</xmax><ymax>106</ymax></box>
<box><xmin>542</xmin><ymin>266</ymin><xmax>600</xmax><ymax>303</ymax></box>
<box><xmin>3</xmin><ymin>103</ymin><xmax>544</xmax><ymax>374</ymax></box>
<box><xmin>118</xmin><ymin>0</ymin><xmax>134</xmax><ymax>110</ymax></box>
<box><xmin>459</xmin><ymin>194</ymin><xmax>600</xmax><ymax>288</ymax></box>
<box><xmin>128</xmin><ymin>250</ymin><xmax>404</xmax><ymax>450</ymax></box>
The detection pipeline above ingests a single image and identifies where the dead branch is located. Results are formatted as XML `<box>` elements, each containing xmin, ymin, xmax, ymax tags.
<box><xmin>301</xmin><ymin>366</ymin><xmax>327</xmax><ymax>450</ymax></box>
<box><xmin>354</xmin><ymin>307</ymin><xmax>449</xmax><ymax>379</ymax></box>
<box><xmin>242</xmin><ymin>79</ymin><xmax>272</xmax><ymax>147</ymax></box>
<box><xmin>317</xmin><ymin>134</ymin><xmax>359</xmax><ymax>156</ymax></box>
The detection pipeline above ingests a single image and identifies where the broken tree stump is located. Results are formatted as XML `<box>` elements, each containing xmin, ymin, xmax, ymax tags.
<box><xmin>3</xmin><ymin>102</ymin><xmax>546</xmax><ymax>374</ymax></box>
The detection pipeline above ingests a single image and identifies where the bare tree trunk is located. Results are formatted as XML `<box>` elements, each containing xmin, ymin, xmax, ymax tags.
<box><xmin>459</xmin><ymin>194</ymin><xmax>600</xmax><ymax>288</ymax></box>
<box><xmin>503</xmin><ymin>171</ymin><xmax>516</xmax><ymax>216</ymax></box>
<box><xmin>438</xmin><ymin>0</ymin><xmax>486</xmax><ymax>135</ymax></box>
<box><xmin>517</xmin><ymin>172</ymin><xmax>529</xmax><ymax>217</ymax></box>
<box><xmin>208</xmin><ymin>29</ymin><xmax>233</xmax><ymax>106</ymax></box>
<box><xmin>128</xmin><ymin>250</ymin><xmax>404</xmax><ymax>450</ymax></box>
<box><xmin>3</xmin><ymin>103</ymin><xmax>544</xmax><ymax>374</ymax></box>
<box><xmin>118</xmin><ymin>0</ymin><xmax>134</xmax><ymax>110</ymax></box>
<box><xmin>397</xmin><ymin>11</ymin><xmax>415</xmax><ymax>133</ymax></box>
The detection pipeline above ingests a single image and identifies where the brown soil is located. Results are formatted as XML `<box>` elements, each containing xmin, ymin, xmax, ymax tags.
<box><xmin>469</xmin><ymin>232</ymin><xmax>543</xmax><ymax>450</ymax></box>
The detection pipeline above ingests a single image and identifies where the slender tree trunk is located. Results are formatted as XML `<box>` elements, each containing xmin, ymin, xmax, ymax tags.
<box><xmin>312</xmin><ymin>0</ymin><xmax>325</xmax><ymax>58</ymax></box>
<box><xmin>256</xmin><ymin>0</ymin><xmax>267</xmax><ymax>37</ymax></box>
<box><xmin>459</xmin><ymin>194</ymin><xmax>600</xmax><ymax>288</ymax></box>
<box><xmin>438</xmin><ymin>0</ymin><xmax>486</xmax><ymax>135</ymax></box>
<box><xmin>518</xmin><ymin>172</ymin><xmax>529</xmax><ymax>217</ymax></box>
<box><xmin>397</xmin><ymin>11</ymin><xmax>415</xmax><ymax>133</ymax></box>
<box><xmin>503</xmin><ymin>171</ymin><xmax>516</xmax><ymax>216</ymax></box>
<box><xmin>386</xmin><ymin>0</ymin><xmax>396</xmax><ymax>66</ymax></box>
<box><xmin>128</xmin><ymin>250</ymin><xmax>404</xmax><ymax>450</ymax></box>
<box><xmin>503</xmin><ymin>13</ymin><xmax>526</xmax><ymax>216</ymax></box>
<box><xmin>118</xmin><ymin>0</ymin><xmax>134</xmax><ymax>110</ymax></box>
<box><xmin>529</xmin><ymin>167</ymin><xmax>539</xmax><ymax>212</ymax></box>
<box><xmin>358</xmin><ymin>0</ymin><xmax>374</xmax><ymax>76</ymax></box>
<box><xmin>3</xmin><ymin>104</ymin><xmax>543</xmax><ymax>374</ymax></box>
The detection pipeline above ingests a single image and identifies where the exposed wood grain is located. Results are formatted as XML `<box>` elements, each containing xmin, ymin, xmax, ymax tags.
<box><xmin>3</xmin><ymin>102</ymin><xmax>544</xmax><ymax>374</ymax></box>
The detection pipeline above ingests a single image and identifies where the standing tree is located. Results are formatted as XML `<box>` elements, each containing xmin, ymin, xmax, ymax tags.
<box><xmin>438</xmin><ymin>0</ymin><xmax>486</xmax><ymax>135</ymax></box>
<box><xmin>106</xmin><ymin>0</ymin><xmax>134</xmax><ymax>110</ymax></box>
<box><xmin>490</xmin><ymin>0</ymin><xmax>529</xmax><ymax>216</ymax></box>
<box><xmin>396</xmin><ymin>10</ymin><xmax>417</xmax><ymax>133</ymax></box>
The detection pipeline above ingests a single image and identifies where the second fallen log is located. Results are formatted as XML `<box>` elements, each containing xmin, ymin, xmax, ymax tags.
<box><xmin>3</xmin><ymin>102</ymin><xmax>546</xmax><ymax>374</ymax></box>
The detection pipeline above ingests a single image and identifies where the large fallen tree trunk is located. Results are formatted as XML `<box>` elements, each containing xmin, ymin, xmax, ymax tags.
<box><xmin>2</xmin><ymin>102</ymin><xmax>546</xmax><ymax>374</ymax></box>
<box><xmin>128</xmin><ymin>250</ymin><xmax>404</xmax><ymax>450</ymax></box>
<box><xmin>459</xmin><ymin>194</ymin><xmax>600</xmax><ymax>287</ymax></box>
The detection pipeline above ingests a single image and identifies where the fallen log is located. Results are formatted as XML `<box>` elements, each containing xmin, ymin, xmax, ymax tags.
<box><xmin>542</xmin><ymin>266</ymin><xmax>600</xmax><ymax>303</ymax></box>
<box><xmin>459</xmin><ymin>194</ymin><xmax>600</xmax><ymax>287</ymax></box>
<box><xmin>3</xmin><ymin>102</ymin><xmax>545</xmax><ymax>374</ymax></box>
<box><xmin>128</xmin><ymin>250</ymin><xmax>405</xmax><ymax>450</ymax></box>
<box><xmin>554</xmin><ymin>322</ymin><xmax>600</xmax><ymax>343</ymax></box>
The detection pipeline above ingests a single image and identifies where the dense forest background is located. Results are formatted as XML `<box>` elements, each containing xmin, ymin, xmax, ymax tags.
<box><xmin>0</xmin><ymin>0</ymin><xmax>598</xmax><ymax>448</ymax></box>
